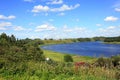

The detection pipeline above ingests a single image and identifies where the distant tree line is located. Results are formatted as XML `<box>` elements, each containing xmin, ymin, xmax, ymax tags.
<box><xmin>42</xmin><ymin>36</ymin><xmax>120</xmax><ymax>43</ymax></box>
<box><xmin>104</xmin><ymin>36</ymin><xmax>120</xmax><ymax>42</ymax></box>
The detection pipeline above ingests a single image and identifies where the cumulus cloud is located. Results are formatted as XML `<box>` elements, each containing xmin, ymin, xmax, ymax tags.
<box><xmin>96</xmin><ymin>24</ymin><xmax>102</xmax><ymax>27</ymax></box>
<box><xmin>24</xmin><ymin>0</ymin><xmax>34</xmax><ymax>2</ymax></box>
<box><xmin>32</xmin><ymin>5</ymin><xmax>50</xmax><ymax>12</ymax></box>
<box><xmin>115</xmin><ymin>8</ymin><xmax>120</xmax><ymax>12</ymax></box>
<box><xmin>49</xmin><ymin>19</ymin><xmax>54</xmax><ymax>22</ymax></box>
<box><xmin>113</xmin><ymin>0</ymin><xmax>120</xmax><ymax>11</ymax></box>
<box><xmin>32</xmin><ymin>4</ymin><xmax>80</xmax><ymax>13</ymax></box>
<box><xmin>13</xmin><ymin>26</ymin><xmax>25</xmax><ymax>31</ymax></box>
<box><xmin>63</xmin><ymin>26</ymin><xmax>86</xmax><ymax>33</ymax></box>
<box><xmin>0</xmin><ymin>15</ymin><xmax>16</xmax><ymax>20</ymax></box>
<box><xmin>47</xmin><ymin>0</ymin><xmax>63</xmax><ymax>4</ymax></box>
<box><xmin>20</xmin><ymin>24</ymin><xmax>120</xmax><ymax>39</ymax></box>
<box><xmin>107</xmin><ymin>26</ymin><xmax>116</xmax><ymax>29</ymax></box>
<box><xmin>0</xmin><ymin>22</ymin><xmax>12</xmax><ymax>30</ymax></box>
<box><xmin>97</xmin><ymin>26</ymin><xmax>120</xmax><ymax>37</ymax></box>
<box><xmin>50</xmin><ymin>4</ymin><xmax>80</xmax><ymax>12</ymax></box>
<box><xmin>58</xmin><ymin>12</ymin><xmax>65</xmax><ymax>16</ymax></box>
<box><xmin>35</xmin><ymin>24</ymin><xmax>56</xmax><ymax>32</ymax></box>
<box><xmin>104</xmin><ymin>16</ymin><xmax>118</xmax><ymax>21</ymax></box>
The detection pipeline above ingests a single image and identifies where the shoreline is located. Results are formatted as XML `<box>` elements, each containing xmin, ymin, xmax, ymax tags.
<box><xmin>104</xmin><ymin>42</ymin><xmax>120</xmax><ymax>44</ymax></box>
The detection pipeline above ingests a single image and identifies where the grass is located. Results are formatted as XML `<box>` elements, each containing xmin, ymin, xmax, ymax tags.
<box><xmin>43</xmin><ymin>50</ymin><xmax>97</xmax><ymax>63</ymax></box>
<box><xmin>0</xmin><ymin>61</ymin><xmax>117</xmax><ymax>80</ymax></box>
<box><xmin>104</xmin><ymin>42</ymin><xmax>120</xmax><ymax>44</ymax></box>
<box><xmin>0</xmin><ymin>50</ymin><xmax>118</xmax><ymax>80</ymax></box>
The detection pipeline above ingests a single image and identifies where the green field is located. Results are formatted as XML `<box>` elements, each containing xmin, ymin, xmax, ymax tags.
<box><xmin>43</xmin><ymin>50</ymin><xmax>96</xmax><ymax>63</ymax></box>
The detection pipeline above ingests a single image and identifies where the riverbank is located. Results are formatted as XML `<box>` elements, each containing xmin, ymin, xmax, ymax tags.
<box><xmin>104</xmin><ymin>42</ymin><xmax>120</xmax><ymax>44</ymax></box>
<box><xmin>43</xmin><ymin>50</ymin><xmax>97</xmax><ymax>63</ymax></box>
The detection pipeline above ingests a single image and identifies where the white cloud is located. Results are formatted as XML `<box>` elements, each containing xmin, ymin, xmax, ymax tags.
<box><xmin>115</xmin><ymin>8</ymin><xmax>120</xmax><ymax>12</ymax></box>
<box><xmin>97</xmin><ymin>26</ymin><xmax>120</xmax><ymax>37</ymax></box>
<box><xmin>104</xmin><ymin>16</ymin><xmax>118</xmax><ymax>21</ymax></box>
<box><xmin>50</xmin><ymin>4</ymin><xmax>80</xmax><ymax>12</ymax></box>
<box><xmin>96</xmin><ymin>24</ymin><xmax>102</xmax><ymax>27</ymax></box>
<box><xmin>0</xmin><ymin>22</ymin><xmax>12</xmax><ymax>30</ymax></box>
<box><xmin>113</xmin><ymin>0</ymin><xmax>120</xmax><ymax>12</ymax></box>
<box><xmin>32</xmin><ymin>4</ymin><xmax>80</xmax><ymax>13</ymax></box>
<box><xmin>35</xmin><ymin>24</ymin><xmax>56</xmax><ymax>32</ymax></box>
<box><xmin>63</xmin><ymin>26</ymin><xmax>86</xmax><ymax>33</ymax></box>
<box><xmin>74</xmin><ymin>27</ymin><xmax>86</xmax><ymax>32</ymax></box>
<box><xmin>32</xmin><ymin>5</ymin><xmax>50</xmax><ymax>12</ymax></box>
<box><xmin>107</xmin><ymin>26</ymin><xmax>116</xmax><ymax>29</ymax></box>
<box><xmin>24</xmin><ymin>0</ymin><xmax>34</xmax><ymax>2</ymax></box>
<box><xmin>30</xmin><ymin>36</ymin><xmax>39</xmax><ymax>39</ymax></box>
<box><xmin>58</xmin><ymin>12</ymin><xmax>65</xmax><ymax>16</ymax></box>
<box><xmin>49</xmin><ymin>19</ymin><xmax>54</xmax><ymax>22</ymax></box>
<box><xmin>47</xmin><ymin>0</ymin><xmax>63</xmax><ymax>4</ymax></box>
<box><xmin>13</xmin><ymin>26</ymin><xmax>25</xmax><ymax>31</ymax></box>
<box><xmin>0</xmin><ymin>15</ymin><xmax>16</xmax><ymax>20</ymax></box>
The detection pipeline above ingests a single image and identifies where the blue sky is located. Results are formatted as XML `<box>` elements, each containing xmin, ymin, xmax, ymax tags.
<box><xmin>0</xmin><ymin>0</ymin><xmax>120</xmax><ymax>39</ymax></box>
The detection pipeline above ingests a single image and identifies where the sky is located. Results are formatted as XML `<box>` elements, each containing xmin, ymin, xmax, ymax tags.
<box><xmin>0</xmin><ymin>0</ymin><xmax>120</xmax><ymax>39</ymax></box>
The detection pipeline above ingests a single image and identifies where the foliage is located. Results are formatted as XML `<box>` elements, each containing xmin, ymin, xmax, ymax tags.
<box><xmin>77</xmin><ymin>38</ymin><xmax>91</xmax><ymax>42</ymax></box>
<box><xmin>104</xmin><ymin>36</ymin><xmax>120</xmax><ymax>42</ymax></box>
<box><xmin>95</xmin><ymin>57</ymin><xmax>113</xmax><ymax>68</ymax></box>
<box><xmin>0</xmin><ymin>33</ymin><xmax>45</xmax><ymax>70</ymax></box>
<box><xmin>111</xmin><ymin>55</ymin><xmax>120</xmax><ymax>67</ymax></box>
<box><xmin>95</xmin><ymin>55</ymin><xmax>120</xmax><ymax>69</ymax></box>
<box><xmin>0</xmin><ymin>33</ymin><xmax>120</xmax><ymax>80</ymax></box>
<box><xmin>64</xmin><ymin>54</ymin><xmax>73</xmax><ymax>62</ymax></box>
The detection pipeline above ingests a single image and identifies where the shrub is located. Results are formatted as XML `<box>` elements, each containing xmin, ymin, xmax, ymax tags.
<box><xmin>95</xmin><ymin>57</ymin><xmax>113</xmax><ymax>68</ymax></box>
<box><xmin>64</xmin><ymin>54</ymin><xmax>73</xmax><ymax>62</ymax></box>
<box><xmin>111</xmin><ymin>55</ymin><xmax>120</xmax><ymax>67</ymax></box>
<box><xmin>115</xmin><ymin>71</ymin><xmax>120</xmax><ymax>80</ymax></box>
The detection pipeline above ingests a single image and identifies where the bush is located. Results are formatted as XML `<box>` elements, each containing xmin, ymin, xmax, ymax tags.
<box><xmin>95</xmin><ymin>57</ymin><xmax>113</xmax><ymax>68</ymax></box>
<box><xmin>111</xmin><ymin>55</ymin><xmax>120</xmax><ymax>67</ymax></box>
<box><xmin>64</xmin><ymin>54</ymin><xmax>73</xmax><ymax>62</ymax></box>
<box><xmin>115</xmin><ymin>71</ymin><xmax>120</xmax><ymax>80</ymax></box>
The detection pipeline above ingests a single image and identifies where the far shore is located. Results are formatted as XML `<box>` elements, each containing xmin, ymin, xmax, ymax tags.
<box><xmin>104</xmin><ymin>42</ymin><xmax>120</xmax><ymax>44</ymax></box>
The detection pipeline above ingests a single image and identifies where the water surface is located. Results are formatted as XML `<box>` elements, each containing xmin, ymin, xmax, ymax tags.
<box><xmin>41</xmin><ymin>42</ymin><xmax>120</xmax><ymax>57</ymax></box>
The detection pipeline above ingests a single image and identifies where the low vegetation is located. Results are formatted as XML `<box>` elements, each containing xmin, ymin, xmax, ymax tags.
<box><xmin>42</xmin><ymin>36</ymin><xmax>120</xmax><ymax>45</ymax></box>
<box><xmin>0</xmin><ymin>33</ymin><xmax>120</xmax><ymax>80</ymax></box>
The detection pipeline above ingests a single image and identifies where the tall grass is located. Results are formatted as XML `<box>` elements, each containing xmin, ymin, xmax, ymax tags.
<box><xmin>0</xmin><ymin>61</ymin><xmax>117</xmax><ymax>80</ymax></box>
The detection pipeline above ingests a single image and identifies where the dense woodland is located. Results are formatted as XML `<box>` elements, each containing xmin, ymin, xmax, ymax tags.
<box><xmin>0</xmin><ymin>33</ymin><xmax>120</xmax><ymax>80</ymax></box>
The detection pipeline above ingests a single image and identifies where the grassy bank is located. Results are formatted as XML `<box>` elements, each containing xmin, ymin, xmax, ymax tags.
<box><xmin>43</xmin><ymin>50</ymin><xmax>97</xmax><ymax>63</ymax></box>
<box><xmin>104</xmin><ymin>42</ymin><xmax>120</xmax><ymax>44</ymax></box>
<box><xmin>42</xmin><ymin>39</ymin><xmax>77</xmax><ymax>45</ymax></box>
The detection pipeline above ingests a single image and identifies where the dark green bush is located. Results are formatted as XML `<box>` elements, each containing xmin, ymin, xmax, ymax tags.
<box><xmin>64</xmin><ymin>54</ymin><xmax>73</xmax><ymax>62</ymax></box>
<box><xmin>95</xmin><ymin>57</ymin><xmax>113</xmax><ymax>68</ymax></box>
<box><xmin>111</xmin><ymin>55</ymin><xmax>120</xmax><ymax>67</ymax></box>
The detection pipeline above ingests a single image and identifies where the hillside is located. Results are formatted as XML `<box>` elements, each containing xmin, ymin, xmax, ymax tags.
<box><xmin>0</xmin><ymin>33</ymin><xmax>120</xmax><ymax>80</ymax></box>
